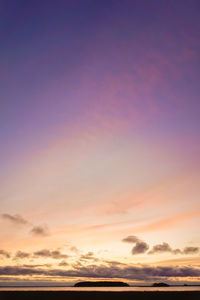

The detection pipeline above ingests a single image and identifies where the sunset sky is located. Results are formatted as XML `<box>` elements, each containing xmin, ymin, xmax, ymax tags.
<box><xmin>0</xmin><ymin>0</ymin><xmax>200</xmax><ymax>286</ymax></box>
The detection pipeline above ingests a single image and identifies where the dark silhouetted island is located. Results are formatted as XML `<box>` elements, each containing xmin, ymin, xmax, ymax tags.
<box><xmin>74</xmin><ymin>281</ymin><xmax>129</xmax><ymax>287</ymax></box>
<box><xmin>152</xmin><ymin>282</ymin><xmax>170</xmax><ymax>287</ymax></box>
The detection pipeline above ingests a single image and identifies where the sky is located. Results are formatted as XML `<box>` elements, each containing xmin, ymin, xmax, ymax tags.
<box><xmin>0</xmin><ymin>0</ymin><xmax>200</xmax><ymax>286</ymax></box>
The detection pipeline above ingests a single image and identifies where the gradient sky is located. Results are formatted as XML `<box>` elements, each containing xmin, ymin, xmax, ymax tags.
<box><xmin>0</xmin><ymin>0</ymin><xmax>200</xmax><ymax>286</ymax></box>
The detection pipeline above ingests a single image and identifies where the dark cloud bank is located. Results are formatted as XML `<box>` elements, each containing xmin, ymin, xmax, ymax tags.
<box><xmin>0</xmin><ymin>264</ymin><xmax>200</xmax><ymax>281</ymax></box>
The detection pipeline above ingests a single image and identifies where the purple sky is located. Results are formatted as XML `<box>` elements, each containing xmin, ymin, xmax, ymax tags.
<box><xmin>0</xmin><ymin>0</ymin><xmax>200</xmax><ymax>285</ymax></box>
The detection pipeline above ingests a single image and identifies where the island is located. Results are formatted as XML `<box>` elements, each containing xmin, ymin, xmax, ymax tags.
<box><xmin>74</xmin><ymin>281</ymin><xmax>129</xmax><ymax>287</ymax></box>
<box><xmin>152</xmin><ymin>282</ymin><xmax>170</xmax><ymax>287</ymax></box>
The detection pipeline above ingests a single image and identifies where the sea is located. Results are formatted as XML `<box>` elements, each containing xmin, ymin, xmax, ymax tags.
<box><xmin>0</xmin><ymin>286</ymin><xmax>200</xmax><ymax>292</ymax></box>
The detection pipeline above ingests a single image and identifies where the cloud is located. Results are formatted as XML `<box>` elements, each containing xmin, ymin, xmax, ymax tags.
<box><xmin>132</xmin><ymin>241</ymin><xmax>149</xmax><ymax>255</ymax></box>
<box><xmin>70</xmin><ymin>246</ymin><xmax>79</xmax><ymax>253</ymax></box>
<box><xmin>122</xmin><ymin>236</ymin><xmax>200</xmax><ymax>256</ymax></box>
<box><xmin>14</xmin><ymin>251</ymin><xmax>31</xmax><ymax>259</ymax></box>
<box><xmin>183</xmin><ymin>247</ymin><xmax>200</xmax><ymax>254</ymax></box>
<box><xmin>148</xmin><ymin>243</ymin><xmax>199</xmax><ymax>255</ymax></box>
<box><xmin>30</xmin><ymin>225</ymin><xmax>49</xmax><ymax>236</ymax></box>
<box><xmin>58</xmin><ymin>260</ymin><xmax>68</xmax><ymax>267</ymax></box>
<box><xmin>148</xmin><ymin>242</ymin><xmax>173</xmax><ymax>254</ymax></box>
<box><xmin>122</xmin><ymin>235</ymin><xmax>149</xmax><ymax>255</ymax></box>
<box><xmin>0</xmin><ymin>264</ymin><xmax>200</xmax><ymax>281</ymax></box>
<box><xmin>33</xmin><ymin>249</ymin><xmax>68</xmax><ymax>259</ymax></box>
<box><xmin>122</xmin><ymin>235</ymin><xmax>140</xmax><ymax>243</ymax></box>
<box><xmin>1</xmin><ymin>213</ymin><xmax>50</xmax><ymax>238</ymax></box>
<box><xmin>22</xmin><ymin>264</ymin><xmax>52</xmax><ymax>268</ymax></box>
<box><xmin>1</xmin><ymin>214</ymin><xmax>28</xmax><ymax>225</ymax></box>
<box><xmin>172</xmin><ymin>249</ymin><xmax>182</xmax><ymax>255</ymax></box>
<box><xmin>2</xmin><ymin>248</ymin><xmax>69</xmax><ymax>261</ymax></box>
<box><xmin>0</xmin><ymin>250</ymin><xmax>11</xmax><ymax>258</ymax></box>
<box><xmin>80</xmin><ymin>252</ymin><xmax>99</xmax><ymax>262</ymax></box>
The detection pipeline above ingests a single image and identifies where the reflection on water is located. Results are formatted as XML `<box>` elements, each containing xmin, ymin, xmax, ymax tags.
<box><xmin>0</xmin><ymin>286</ymin><xmax>200</xmax><ymax>291</ymax></box>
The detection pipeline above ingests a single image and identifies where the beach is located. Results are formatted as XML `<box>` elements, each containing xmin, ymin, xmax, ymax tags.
<box><xmin>1</xmin><ymin>291</ymin><xmax>200</xmax><ymax>300</ymax></box>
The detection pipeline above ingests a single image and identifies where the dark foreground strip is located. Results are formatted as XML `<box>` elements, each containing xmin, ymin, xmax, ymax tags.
<box><xmin>0</xmin><ymin>291</ymin><xmax>200</xmax><ymax>300</ymax></box>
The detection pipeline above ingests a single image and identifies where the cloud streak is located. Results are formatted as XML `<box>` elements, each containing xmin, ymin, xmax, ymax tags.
<box><xmin>1</xmin><ymin>214</ymin><xmax>29</xmax><ymax>225</ymax></box>
<box><xmin>122</xmin><ymin>236</ymin><xmax>140</xmax><ymax>243</ymax></box>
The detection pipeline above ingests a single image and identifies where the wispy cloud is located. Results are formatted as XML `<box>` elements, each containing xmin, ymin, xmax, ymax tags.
<box><xmin>1</xmin><ymin>213</ymin><xmax>50</xmax><ymax>237</ymax></box>
<box><xmin>1</xmin><ymin>214</ymin><xmax>29</xmax><ymax>225</ymax></box>
<box><xmin>30</xmin><ymin>225</ymin><xmax>49</xmax><ymax>237</ymax></box>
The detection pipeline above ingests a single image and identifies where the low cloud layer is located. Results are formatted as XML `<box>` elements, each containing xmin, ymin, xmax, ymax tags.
<box><xmin>0</xmin><ymin>263</ymin><xmax>200</xmax><ymax>281</ymax></box>
<box><xmin>122</xmin><ymin>236</ymin><xmax>200</xmax><ymax>256</ymax></box>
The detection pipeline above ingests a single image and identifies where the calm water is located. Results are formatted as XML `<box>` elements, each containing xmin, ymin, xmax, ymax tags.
<box><xmin>0</xmin><ymin>286</ymin><xmax>200</xmax><ymax>292</ymax></box>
